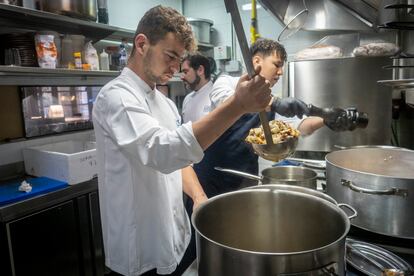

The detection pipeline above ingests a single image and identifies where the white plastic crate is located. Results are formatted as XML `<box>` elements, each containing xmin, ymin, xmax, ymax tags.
<box><xmin>23</xmin><ymin>140</ymin><xmax>97</xmax><ymax>185</ymax></box>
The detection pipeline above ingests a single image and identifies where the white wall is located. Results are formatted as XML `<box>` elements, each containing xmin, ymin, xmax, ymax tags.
<box><xmin>107</xmin><ymin>0</ymin><xmax>182</xmax><ymax>30</ymax></box>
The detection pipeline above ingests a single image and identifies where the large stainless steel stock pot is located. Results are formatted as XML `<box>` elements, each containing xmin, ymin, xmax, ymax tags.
<box><xmin>326</xmin><ymin>147</ymin><xmax>414</xmax><ymax>239</ymax></box>
<box><xmin>192</xmin><ymin>188</ymin><xmax>356</xmax><ymax>275</ymax></box>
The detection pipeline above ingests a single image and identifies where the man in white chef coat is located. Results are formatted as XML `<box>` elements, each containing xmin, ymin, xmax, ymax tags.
<box><xmin>92</xmin><ymin>5</ymin><xmax>274</xmax><ymax>276</ymax></box>
<box><xmin>181</xmin><ymin>54</ymin><xmax>213</xmax><ymax>123</ymax></box>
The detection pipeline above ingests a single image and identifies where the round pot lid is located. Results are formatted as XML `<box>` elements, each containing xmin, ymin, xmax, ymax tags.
<box><xmin>346</xmin><ymin>238</ymin><xmax>414</xmax><ymax>276</ymax></box>
<box><xmin>325</xmin><ymin>148</ymin><xmax>414</xmax><ymax>179</ymax></box>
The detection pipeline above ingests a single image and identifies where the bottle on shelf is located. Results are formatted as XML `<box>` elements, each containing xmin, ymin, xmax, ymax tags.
<box><xmin>84</xmin><ymin>41</ymin><xmax>100</xmax><ymax>71</ymax></box>
<box><xmin>99</xmin><ymin>50</ymin><xmax>110</xmax><ymax>71</ymax></box>
<box><xmin>98</xmin><ymin>0</ymin><xmax>109</xmax><ymax>24</ymax></box>
<box><xmin>118</xmin><ymin>40</ymin><xmax>128</xmax><ymax>70</ymax></box>
<box><xmin>106</xmin><ymin>46</ymin><xmax>120</xmax><ymax>70</ymax></box>
<box><xmin>74</xmin><ymin>52</ymin><xmax>82</xmax><ymax>69</ymax></box>
<box><xmin>122</xmin><ymin>39</ymin><xmax>131</xmax><ymax>58</ymax></box>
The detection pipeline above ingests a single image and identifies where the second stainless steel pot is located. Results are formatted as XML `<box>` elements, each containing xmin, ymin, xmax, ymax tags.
<box><xmin>215</xmin><ymin>166</ymin><xmax>317</xmax><ymax>189</ymax></box>
<box><xmin>192</xmin><ymin>188</ymin><xmax>356</xmax><ymax>275</ymax></box>
<box><xmin>326</xmin><ymin>147</ymin><xmax>414</xmax><ymax>239</ymax></box>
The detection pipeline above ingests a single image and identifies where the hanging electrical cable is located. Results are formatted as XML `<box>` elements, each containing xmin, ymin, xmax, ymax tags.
<box><xmin>250</xmin><ymin>0</ymin><xmax>260</xmax><ymax>43</ymax></box>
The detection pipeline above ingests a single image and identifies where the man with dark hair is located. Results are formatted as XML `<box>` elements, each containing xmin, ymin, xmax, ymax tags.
<box><xmin>181</xmin><ymin>54</ymin><xmax>213</xmax><ymax>123</ymax></box>
<box><xmin>93</xmin><ymin>6</ymin><xmax>274</xmax><ymax>276</ymax></box>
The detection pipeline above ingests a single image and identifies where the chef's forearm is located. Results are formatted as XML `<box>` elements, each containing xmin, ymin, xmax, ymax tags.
<box><xmin>182</xmin><ymin>166</ymin><xmax>206</xmax><ymax>201</ymax></box>
<box><xmin>192</xmin><ymin>95</ymin><xmax>244</xmax><ymax>150</ymax></box>
<box><xmin>297</xmin><ymin>117</ymin><xmax>324</xmax><ymax>136</ymax></box>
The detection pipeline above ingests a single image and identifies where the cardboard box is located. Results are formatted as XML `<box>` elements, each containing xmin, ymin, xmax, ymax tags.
<box><xmin>23</xmin><ymin>140</ymin><xmax>97</xmax><ymax>185</ymax></box>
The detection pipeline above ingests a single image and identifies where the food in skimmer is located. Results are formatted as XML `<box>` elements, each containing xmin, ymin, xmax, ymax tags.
<box><xmin>245</xmin><ymin>120</ymin><xmax>300</xmax><ymax>145</ymax></box>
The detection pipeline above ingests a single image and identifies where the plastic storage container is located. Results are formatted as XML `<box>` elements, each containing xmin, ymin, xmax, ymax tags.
<box><xmin>69</xmin><ymin>34</ymin><xmax>85</xmax><ymax>61</ymax></box>
<box><xmin>23</xmin><ymin>140</ymin><xmax>97</xmax><ymax>185</ymax></box>
<box><xmin>61</xmin><ymin>35</ymin><xmax>73</xmax><ymax>68</ymax></box>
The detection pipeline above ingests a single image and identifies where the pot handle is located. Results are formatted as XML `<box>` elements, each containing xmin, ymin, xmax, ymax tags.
<box><xmin>341</xmin><ymin>179</ymin><xmax>408</xmax><ymax>197</ymax></box>
<box><xmin>214</xmin><ymin>167</ymin><xmax>262</xmax><ymax>181</ymax></box>
<box><xmin>337</xmin><ymin>203</ymin><xmax>358</xmax><ymax>219</ymax></box>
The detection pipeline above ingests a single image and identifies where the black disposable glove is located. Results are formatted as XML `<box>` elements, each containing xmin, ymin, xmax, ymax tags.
<box><xmin>323</xmin><ymin>107</ymin><xmax>357</xmax><ymax>131</ymax></box>
<box><xmin>270</xmin><ymin>97</ymin><xmax>309</xmax><ymax>118</ymax></box>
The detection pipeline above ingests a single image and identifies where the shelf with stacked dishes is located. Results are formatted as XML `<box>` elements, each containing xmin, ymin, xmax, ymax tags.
<box><xmin>0</xmin><ymin>3</ymin><xmax>134</xmax><ymax>43</ymax></box>
<box><xmin>0</xmin><ymin>4</ymin><xmax>209</xmax><ymax>86</ymax></box>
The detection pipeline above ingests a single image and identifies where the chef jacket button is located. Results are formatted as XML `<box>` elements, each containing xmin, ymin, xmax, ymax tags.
<box><xmin>174</xmin><ymin>246</ymin><xmax>178</xmax><ymax>252</ymax></box>
<box><xmin>173</xmin><ymin>209</ymin><xmax>177</xmax><ymax>217</ymax></box>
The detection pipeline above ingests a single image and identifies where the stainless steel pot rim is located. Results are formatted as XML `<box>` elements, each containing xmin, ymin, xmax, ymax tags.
<box><xmin>263</xmin><ymin>165</ymin><xmax>318</xmax><ymax>173</ymax></box>
<box><xmin>192</xmin><ymin>189</ymin><xmax>351</xmax><ymax>256</ymax></box>
<box><xmin>325</xmin><ymin>148</ymin><xmax>414</xmax><ymax>179</ymax></box>
<box><xmin>333</xmin><ymin>145</ymin><xmax>409</xmax><ymax>150</ymax></box>
<box><xmin>244</xmin><ymin>184</ymin><xmax>337</xmax><ymax>204</ymax></box>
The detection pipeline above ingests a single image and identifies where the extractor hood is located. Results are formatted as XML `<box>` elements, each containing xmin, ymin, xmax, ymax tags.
<box><xmin>259</xmin><ymin>0</ymin><xmax>380</xmax><ymax>31</ymax></box>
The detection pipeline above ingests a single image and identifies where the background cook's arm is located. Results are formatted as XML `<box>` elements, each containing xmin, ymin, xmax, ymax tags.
<box><xmin>297</xmin><ymin>117</ymin><xmax>324</xmax><ymax>136</ymax></box>
<box><xmin>182</xmin><ymin>166</ymin><xmax>208</xmax><ymax>210</ymax></box>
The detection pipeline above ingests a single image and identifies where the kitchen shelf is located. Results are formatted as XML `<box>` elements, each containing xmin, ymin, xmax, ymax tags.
<box><xmin>378</xmin><ymin>79</ymin><xmax>414</xmax><ymax>89</ymax></box>
<box><xmin>0</xmin><ymin>3</ymin><xmax>135</xmax><ymax>42</ymax></box>
<box><xmin>0</xmin><ymin>66</ymin><xmax>186</xmax><ymax>86</ymax></box>
<box><xmin>0</xmin><ymin>66</ymin><xmax>119</xmax><ymax>86</ymax></box>
<box><xmin>197</xmin><ymin>42</ymin><xmax>214</xmax><ymax>49</ymax></box>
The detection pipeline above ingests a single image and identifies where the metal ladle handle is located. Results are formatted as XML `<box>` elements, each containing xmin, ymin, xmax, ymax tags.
<box><xmin>214</xmin><ymin>167</ymin><xmax>263</xmax><ymax>181</ymax></box>
<box><xmin>224</xmin><ymin>0</ymin><xmax>273</xmax><ymax>145</ymax></box>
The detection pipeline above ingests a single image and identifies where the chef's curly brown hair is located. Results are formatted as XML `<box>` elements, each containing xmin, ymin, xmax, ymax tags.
<box><xmin>250</xmin><ymin>38</ymin><xmax>287</xmax><ymax>61</ymax></box>
<box><xmin>130</xmin><ymin>5</ymin><xmax>196</xmax><ymax>57</ymax></box>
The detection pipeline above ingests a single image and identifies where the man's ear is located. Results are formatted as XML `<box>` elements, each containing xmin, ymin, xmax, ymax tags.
<box><xmin>197</xmin><ymin>65</ymin><xmax>205</xmax><ymax>77</ymax></box>
<box><xmin>134</xmin><ymin>34</ymin><xmax>148</xmax><ymax>55</ymax></box>
<box><xmin>252</xmin><ymin>55</ymin><xmax>262</xmax><ymax>67</ymax></box>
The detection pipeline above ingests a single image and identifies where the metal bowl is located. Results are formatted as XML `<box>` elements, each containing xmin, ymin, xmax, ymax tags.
<box><xmin>251</xmin><ymin>136</ymin><xmax>298</xmax><ymax>162</ymax></box>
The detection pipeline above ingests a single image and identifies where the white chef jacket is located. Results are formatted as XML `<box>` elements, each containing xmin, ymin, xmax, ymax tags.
<box><xmin>92</xmin><ymin>67</ymin><xmax>204</xmax><ymax>276</ymax></box>
<box><xmin>211</xmin><ymin>74</ymin><xmax>303</xmax><ymax>129</ymax></box>
<box><xmin>210</xmin><ymin>74</ymin><xmax>239</xmax><ymax>111</ymax></box>
<box><xmin>181</xmin><ymin>81</ymin><xmax>213</xmax><ymax>123</ymax></box>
